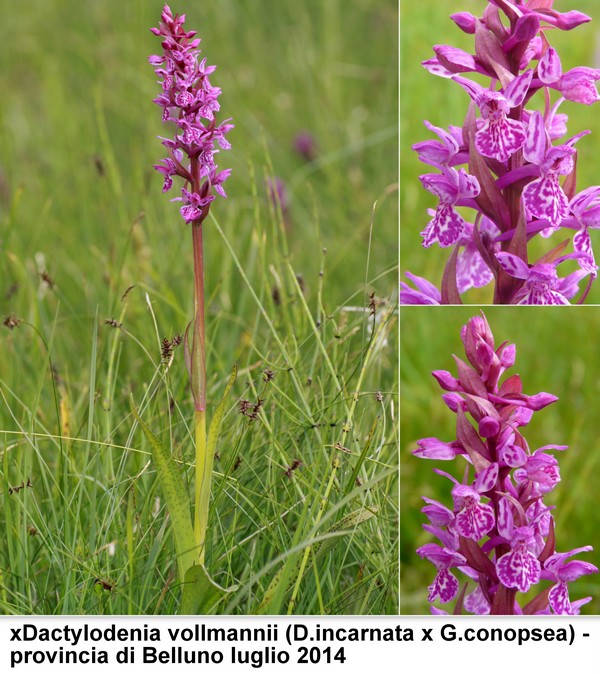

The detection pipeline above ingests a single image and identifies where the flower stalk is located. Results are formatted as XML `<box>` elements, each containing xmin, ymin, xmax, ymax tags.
<box><xmin>191</xmin><ymin>221</ymin><xmax>208</xmax><ymax>562</ymax></box>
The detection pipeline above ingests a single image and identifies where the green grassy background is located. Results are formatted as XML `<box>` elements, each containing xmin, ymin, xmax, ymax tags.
<box><xmin>0</xmin><ymin>0</ymin><xmax>398</xmax><ymax>614</ymax></box>
<box><xmin>401</xmin><ymin>307</ymin><xmax>600</xmax><ymax>614</ymax></box>
<box><xmin>400</xmin><ymin>0</ymin><xmax>600</xmax><ymax>303</ymax></box>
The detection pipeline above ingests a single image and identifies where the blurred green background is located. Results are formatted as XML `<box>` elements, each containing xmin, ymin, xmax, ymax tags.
<box><xmin>400</xmin><ymin>0</ymin><xmax>600</xmax><ymax>303</ymax></box>
<box><xmin>400</xmin><ymin>307</ymin><xmax>600</xmax><ymax>614</ymax></box>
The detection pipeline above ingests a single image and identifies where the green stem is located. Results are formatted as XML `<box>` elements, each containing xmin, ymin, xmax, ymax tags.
<box><xmin>194</xmin><ymin>408</ymin><xmax>209</xmax><ymax>563</ymax></box>
<box><xmin>191</xmin><ymin>219</ymin><xmax>209</xmax><ymax>564</ymax></box>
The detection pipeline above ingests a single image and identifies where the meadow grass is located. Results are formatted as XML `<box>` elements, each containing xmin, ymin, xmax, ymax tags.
<box><xmin>0</xmin><ymin>0</ymin><xmax>398</xmax><ymax>615</ymax></box>
<box><xmin>401</xmin><ymin>307</ymin><xmax>600</xmax><ymax>614</ymax></box>
<box><xmin>400</xmin><ymin>0</ymin><xmax>600</xmax><ymax>303</ymax></box>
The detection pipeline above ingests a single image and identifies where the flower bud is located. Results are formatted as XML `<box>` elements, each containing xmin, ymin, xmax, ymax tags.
<box><xmin>499</xmin><ymin>343</ymin><xmax>516</xmax><ymax>369</ymax></box>
<box><xmin>450</xmin><ymin>12</ymin><xmax>477</xmax><ymax>34</ymax></box>
<box><xmin>441</xmin><ymin>393</ymin><xmax>466</xmax><ymax>413</ymax></box>
<box><xmin>478</xmin><ymin>415</ymin><xmax>500</xmax><ymax>438</ymax></box>
<box><xmin>432</xmin><ymin>370</ymin><xmax>460</xmax><ymax>391</ymax></box>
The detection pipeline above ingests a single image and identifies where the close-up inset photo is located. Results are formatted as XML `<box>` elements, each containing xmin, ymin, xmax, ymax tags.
<box><xmin>400</xmin><ymin>0</ymin><xmax>600</xmax><ymax>304</ymax></box>
<box><xmin>400</xmin><ymin>307</ymin><xmax>599</xmax><ymax>614</ymax></box>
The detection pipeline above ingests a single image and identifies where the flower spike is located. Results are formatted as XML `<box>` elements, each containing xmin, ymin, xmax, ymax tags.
<box><xmin>414</xmin><ymin>314</ymin><xmax>597</xmax><ymax>614</ymax></box>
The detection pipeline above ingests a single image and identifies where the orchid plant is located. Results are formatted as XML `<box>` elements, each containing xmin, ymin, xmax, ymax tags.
<box><xmin>414</xmin><ymin>313</ymin><xmax>597</xmax><ymax>614</ymax></box>
<box><xmin>132</xmin><ymin>5</ymin><xmax>235</xmax><ymax>599</ymax></box>
<box><xmin>400</xmin><ymin>0</ymin><xmax>600</xmax><ymax>304</ymax></box>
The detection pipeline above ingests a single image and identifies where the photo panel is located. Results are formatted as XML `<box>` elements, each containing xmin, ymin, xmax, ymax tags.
<box><xmin>400</xmin><ymin>307</ymin><xmax>600</xmax><ymax>614</ymax></box>
<box><xmin>400</xmin><ymin>0</ymin><xmax>600</xmax><ymax>306</ymax></box>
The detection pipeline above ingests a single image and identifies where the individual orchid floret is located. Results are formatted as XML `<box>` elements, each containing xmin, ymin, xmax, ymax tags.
<box><xmin>451</xmin><ymin>483</ymin><xmax>495</xmax><ymax>541</ymax></box>
<box><xmin>497</xmin><ymin>428</ymin><xmax>528</xmax><ymax>468</ymax></box>
<box><xmin>414</xmin><ymin>314</ymin><xmax>597</xmax><ymax>614</ymax></box>
<box><xmin>544</xmin><ymin>547</ymin><xmax>599</xmax><ymax>615</ymax></box>
<box><xmin>456</xmin><ymin>217</ymin><xmax>499</xmax><ymax>293</ymax></box>
<box><xmin>495</xmin><ymin>252</ymin><xmax>590</xmax><ymax>304</ymax></box>
<box><xmin>496</xmin><ymin>525</ymin><xmax>542</xmax><ymax>593</ymax></box>
<box><xmin>522</xmin><ymin>117</ymin><xmax>578</xmax><ymax>228</ymax></box>
<box><xmin>422</xmin><ymin>497</ymin><xmax>456</xmax><ymax>529</ymax></box>
<box><xmin>450</xmin><ymin>12</ymin><xmax>477</xmax><ymax>34</ymax></box>
<box><xmin>564</xmin><ymin>187</ymin><xmax>600</xmax><ymax>278</ymax></box>
<box><xmin>153</xmin><ymin>157</ymin><xmax>179</xmax><ymax>192</ymax></box>
<box><xmin>175</xmin><ymin>187</ymin><xmax>214</xmax><ymax>224</ymax></box>
<box><xmin>414</xmin><ymin>438</ymin><xmax>463</xmax><ymax>461</ymax></box>
<box><xmin>557</xmin><ymin>67</ymin><xmax>600</xmax><ymax>105</ymax></box>
<box><xmin>416</xmin><ymin>544</ymin><xmax>467</xmax><ymax>604</ymax></box>
<box><xmin>464</xmin><ymin>585</ymin><xmax>491</xmax><ymax>615</ymax></box>
<box><xmin>432</xmin><ymin>369</ymin><xmax>460</xmax><ymax>391</ymax></box>
<box><xmin>453</xmin><ymin>71</ymin><xmax>532</xmax><ymax>162</ymax></box>
<box><xmin>419</xmin><ymin>168</ymin><xmax>480</xmax><ymax>247</ymax></box>
<box><xmin>412</xmin><ymin>121</ymin><xmax>464</xmax><ymax>169</ymax></box>
<box><xmin>539</xmin><ymin>48</ymin><xmax>600</xmax><ymax>104</ymax></box>
<box><xmin>514</xmin><ymin>445</ymin><xmax>566</xmax><ymax>495</ymax></box>
<box><xmin>433</xmin><ymin>45</ymin><xmax>488</xmax><ymax>77</ymax></box>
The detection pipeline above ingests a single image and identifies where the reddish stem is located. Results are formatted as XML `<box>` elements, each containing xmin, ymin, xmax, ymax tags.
<box><xmin>191</xmin><ymin>220</ymin><xmax>206</xmax><ymax>411</ymax></box>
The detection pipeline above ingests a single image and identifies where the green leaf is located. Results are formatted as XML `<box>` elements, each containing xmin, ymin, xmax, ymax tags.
<box><xmin>195</xmin><ymin>365</ymin><xmax>238</xmax><ymax>555</ymax></box>
<box><xmin>130</xmin><ymin>400</ymin><xmax>196</xmax><ymax>583</ymax></box>
<box><xmin>208</xmin><ymin>365</ymin><xmax>238</xmax><ymax>459</ymax></box>
<box><xmin>257</xmin><ymin>505</ymin><xmax>378</xmax><ymax>613</ymax></box>
<box><xmin>181</xmin><ymin>564</ymin><xmax>238</xmax><ymax>615</ymax></box>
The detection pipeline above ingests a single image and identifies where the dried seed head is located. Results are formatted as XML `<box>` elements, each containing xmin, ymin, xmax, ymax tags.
<box><xmin>161</xmin><ymin>337</ymin><xmax>174</xmax><ymax>362</ymax></box>
<box><xmin>39</xmin><ymin>271</ymin><xmax>55</xmax><ymax>289</ymax></box>
<box><xmin>238</xmin><ymin>398</ymin><xmax>252</xmax><ymax>415</ymax></box>
<box><xmin>3</xmin><ymin>314</ymin><xmax>21</xmax><ymax>330</ymax></box>
<box><xmin>284</xmin><ymin>459</ymin><xmax>303</xmax><ymax>479</ymax></box>
<box><xmin>238</xmin><ymin>397</ymin><xmax>264</xmax><ymax>421</ymax></box>
<box><xmin>368</xmin><ymin>291</ymin><xmax>378</xmax><ymax>316</ymax></box>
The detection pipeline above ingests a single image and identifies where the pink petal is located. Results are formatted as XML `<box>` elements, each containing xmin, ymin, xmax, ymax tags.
<box><xmin>496</xmin><ymin>252</ymin><xmax>530</xmax><ymax>279</ymax></box>
<box><xmin>538</xmin><ymin>47</ymin><xmax>562</xmax><ymax>84</ymax></box>
<box><xmin>504</xmin><ymin>69</ymin><xmax>534</xmax><ymax>107</ymax></box>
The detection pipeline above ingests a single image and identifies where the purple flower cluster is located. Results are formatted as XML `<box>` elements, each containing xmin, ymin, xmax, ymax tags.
<box><xmin>401</xmin><ymin>0</ymin><xmax>600</xmax><ymax>304</ymax></box>
<box><xmin>414</xmin><ymin>314</ymin><xmax>597</xmax><ymax>614</ymax></box>
<box><xmin>149</xmin><ymin>4</ymin><xmax>233</xmax><ymax>224</ymax></box>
